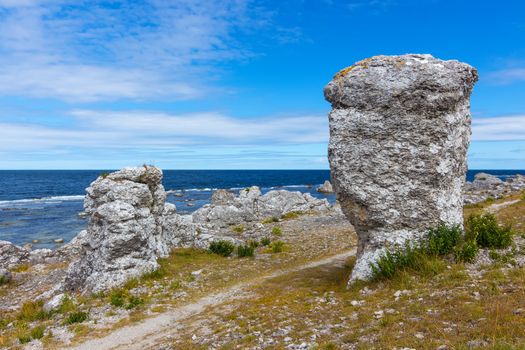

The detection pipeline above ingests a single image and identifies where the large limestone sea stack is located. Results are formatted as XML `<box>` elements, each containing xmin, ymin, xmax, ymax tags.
<box><xmin>324</xmin><ymin>54</ymin><xmax>478</xmax><ymax>283</ymax></box>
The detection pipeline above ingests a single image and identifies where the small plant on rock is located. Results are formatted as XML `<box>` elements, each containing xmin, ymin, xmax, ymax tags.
<box><xmin>236</xmin><ymin>244</ymin><xmax>255</xmax><ymax>258</ymax></box>
<box><xmin>125</xmin><ymin>296</ymin><xmax>144</xmax><ymax>310</ymax></box>
<box><xmin>30</xmin><ymin>325</ymin><xmax>46</xmax><ymax>340</ymax></box>
<box><xmin>109</xmin><ymin>290</ymin><xmax>126</xmax><ymax>307</ymax></box>
<box><xmin>209</xmin><ymin>240</ymin><xmax>235</xmax><ymax>257</ymax></box>
<box><xmin>261</xmin><ymin>216</ymin><xmax>279</xmax><ymax>224</ymax></box>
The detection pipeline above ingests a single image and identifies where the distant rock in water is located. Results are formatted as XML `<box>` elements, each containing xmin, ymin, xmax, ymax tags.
<box><xmin>317</xmin><ymin>180</ymin><xmax>334</xmax><ymax>194</ymax></box>
<box><xmin>324</xmin><ymin>54</ymin><xmax>478</xmax><ymax>283</ymax></box>
<box><xmin>471</xmin><ymin>172</ymin><xmax>503</xmax><ymax>190</ymax></box>
<box><xmin>64</xmin><ymin>166</ymin><xmax>199</xmax><ymax>293</ymax></box>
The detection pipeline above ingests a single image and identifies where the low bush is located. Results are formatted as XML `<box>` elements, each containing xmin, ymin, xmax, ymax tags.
<box><xmin>426</xmin><ymin>224</ymin><xmax>462</xmax><ymax>256</ymax></box>
<box><xmin>17</xmin><ymin>300</ymin><xmax>49</xmax><ymax>322</ymax></box>
<box><xmin>271</xmin><ymin>226</ymin><xmax>283</xmax><ymax>236</ymax></box>
<box><xmin>109</xmin><ymin>290</ymin><xmax>125</xmax><ymax>307</ymax></box>
<box><xmin>237</xmin><ymin>244</ymin><xmax>255</xmax><ymax>258</ymax></box>
<box><xmin>64</xmin><ymin>311</ymin><xmax>88</xmax><ymax>325</ymax></box>
<box><xmin>209</xmin><ymin>240</ymin><xmax>235</xmax><ymax>257</ymax></box>
<box><xmin>271</xmin><ymin>241</ymin><xmax>285</xmax><ymax>253</ymax></box>
<box><xmin>17</xmin><ymin>332</ymin><xmax>32</xmax><ymax>344</ymax></box>
<box><xmin>466</xmin><ymin>213</ymin><xmax>513</xmax><ymax>249</ymax></box>
<box><xmin>248</xmin><ymin>240</ymin><xmax>259</xmax><ymax>248</ymax></box>
<box><xmin>0</xmin><ymin>275</ymin><xmax>8</xmax><ymax>286</ymax></box>
<box><xmin>125</xmin><ymin>296</ymin><xmax>144</xmax><ymax>310</ymax></box>
<box><xmin>260</xmin><ymin>237</ymin><xmax>271</xmax><ymax>246</ymax></box>
<box><xmin>455</xmin><ymin>240</ymin><xmax>479</xmax><ymax>263</ymax></box>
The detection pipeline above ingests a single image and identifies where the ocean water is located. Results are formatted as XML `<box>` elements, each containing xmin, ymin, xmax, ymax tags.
<box><xmin>0</xmin><ymin>169</ymin><xmax>523</xmax><ymax>249</ymax></box>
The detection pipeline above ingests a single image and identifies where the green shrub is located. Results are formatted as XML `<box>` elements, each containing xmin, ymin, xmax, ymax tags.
<box><xmin>271</xmin><ymin>241</ymin><xmax>285</xmax><ymax>253</ymax></box>
<box><xmin>237</xmin><ymin>244</ymin><xmax>255</xmax><ymax>258</ymax></box>
<box><xmin>109</xmin><ymin>290</ymin><xmax>125</xmax><ymax>307</ymax></box>
<box><xmin>141</xmin><ymin>267</ymin><xmax>167</xmax><ymax>280</ymax></box>
<box><xmin>17</xmin><ymin>332</ymin><xmax>32</xmax><ymax>344</ymax></box>
<box><xmin>64</xmin><ymin>311</ymin><xmax>88</xmax><ymax>325</ymax></box>
<box><xmin>271</xmin><ymin>226</ymin><xmax>283</xmax><ymax>236</ymax></box>
<box><xmin>262</xmin><ymin>217</ymin><xmax>279</xmax><ymax>224</ymax></box>
<box><xmin>260</xmin><ymin>237</ymin><xmax>271</xmax><ymax>246</ymax></box>
<box><xmin>100</xmin><ymin>172</ymin><xmax>110</xmax><ymax>179</ymax></box>
<box><xmin>455</xmin><ymin>240</ymin><xmax>479</xmax><ymax>263</ymax></box>
<box><xmin>426</xmin><ymin>224</ymin><xmax>462</xmax><ymax>256</ymax></box>
<box><xmin>30</xmin><ymin>325</ymin><xmax>46</xmax><ymax>340</ymax></box>
<box><xmin>466</xmin><ymin>213</ymin><xmax>513</xmax><ymax>249</ymax></box>
<box><xmin>125</xmin><ymin>296</ymin><xmax>144</xmax><ymax>310</ymax></box>
<box><xmin>485</xmin><ymin>196</ymin><xmax>495</xmax><ymax>203</ymax></box>
<box><xmin>0</xmin><ymin>275</ymin><xmax>8</xmax><ymax>285</ymax></box>
<box><xmin>232</xmin><ymin>224</ymin><xmax>245</xmax><ymax>233</ymax></box>
<box><xmin>248</xmin><ymin>240</ymin><xmax>259</xmax><ymax>248</ymax></box>
<box><xmin>58</xmin><ymin>294</ymin><xmax>76</xmax><ymax>314</ymax></box>
<box><xmin>209</xmin><ymin>240</ymin><xmax>235</xmax><ymax>257</ymax></box>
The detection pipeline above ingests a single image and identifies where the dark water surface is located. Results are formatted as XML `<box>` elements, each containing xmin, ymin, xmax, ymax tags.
<box><xmin>0</xmin><ymin>169</ymin><xmax>523</xmax><ymax>248</ymax></box>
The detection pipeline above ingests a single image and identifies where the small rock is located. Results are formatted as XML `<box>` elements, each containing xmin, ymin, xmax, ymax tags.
<box><xmin>350</xmin><ymin>300</ymin><xmax>365</xmax><ymax>307</ymax></box>
<box><xmin>43</xmin><ymin>293</ymin><xmax>66</xmax><ymax>312</ymax></box>
<box><xmin>54</xmin><ymin>238</ymin><xmax>64</xmax><ymax>244</ymax></box>
<box><xmin>191</xmin><ymin>269</ymin><xmax>203</xmax><ymax>277</ymax></box>
<box><xmin>374</xmin><ymin>310</ymin><xmax>384</xmax><ymax>319</ymax></box>
<box><xmin>415</xmin><ymin>332</ymin><xmax>425</xmax><ymax>339</ymax></box>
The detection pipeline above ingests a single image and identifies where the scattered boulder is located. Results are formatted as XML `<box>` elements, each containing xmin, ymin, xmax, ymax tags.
<box><xmin>324</xmin><ymin>54</ymin><xmax>478</xmax><ymax>283</ymax></box>
<box><xmin>43</xmin><ymin>293</ymin><xmax>66</xmax><ymax>312</ymax></box>
<box><xmin>471</xmin><ymin>172</ymin><xmax>503</xmax><ymax>190</ymax></box>
<box><xmin>317</xmin><ymin>180</ymin><xmax>334</xmax><ymax>194</ymax></box>
<box><xmin>193</xmin><ymin>186</ymin><xmax>330</xmax><ymax>229</ymax></box>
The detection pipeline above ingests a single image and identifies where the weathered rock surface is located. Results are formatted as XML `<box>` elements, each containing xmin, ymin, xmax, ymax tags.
<box><xmin>325</xmin><ymin>54</ymin><xmax>478</xmax><ymax>283</ymax></box>
<box><xmin>64</xmin><ymin>166</ymin><xmax>200</xmax><ymax>293</ymax></box>
<box><xmin>0</xmin><ymin>268</ymin><xmax>12</xmax><ymax>283</ymax></box>
<box><xmin>0</xmin><ymin>240</ymin><xmax>30</xmax><ymax>269</ymax></box>
<box><xmin>193</xmin><ymin>186</ymin><xmax>330</xmax><ymax>229</ymax></box>
<box><xmin>317</xmin><ymin>180</ymin><xmax>334</xmax><ymax>194</ymax></box>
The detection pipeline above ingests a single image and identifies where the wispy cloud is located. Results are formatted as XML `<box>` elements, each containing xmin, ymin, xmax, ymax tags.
<box><xmin>486</xmin><ymin>68</ymin><xmax>525</xmax><ymax>85</ymax></box>
<box><xmin>0</xmin><ymin>1</ymin><xmax>273</xmax><ymax>102</ymax></box>
<box><xmin>472</xmin><ymin>115</ymin><xmax>525</xmax><ymax>141</ymax></box>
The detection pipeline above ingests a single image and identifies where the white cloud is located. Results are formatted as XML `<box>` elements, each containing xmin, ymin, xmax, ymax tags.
<box><xmin>486</xmin><ymin>68</ymin><xmax>525</xmax><ymax>85</ymax></box>
<box><xmin>0</xmin><ymin>110</ymin><xmax>328</xmax><ymax>153</ymax></box>
<box><xmin>0</xmin><ymin>1</ymin><xmax>270</xmax><ymax>101</ymax></box>
<box><xmin>472</xmin><ymin>115</ymin><xmax>525</xmax><ymax>141</ymax></box>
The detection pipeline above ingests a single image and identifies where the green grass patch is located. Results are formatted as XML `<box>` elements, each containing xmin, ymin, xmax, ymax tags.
<box><xmin>30</xmin><ymin>325</ymin><xmax>46</xmax><ymax>340</ymax></box>
<box><xmin>281</xmin><ymin>211</ymin><xmax>304</xmax><ymax>220</ymax></box>
<box><xmin>231</xmin><ymin>224</ymin><xmax>245</xmax><ymax>233</ymax></box>
<box><xmin>64</xmin><ymin>311</ymin><xmax>88</xmax><ymax>325</ymax></box>
<box><xmin>236</xmin><ymin>244</ymin><xmax>255</xmax><ymax>258</ymax></box>
<box><xmin>17</xmin><ymin>300</ymin><xmax>50</xmax><ymax>322</ymax></box>
<box><xmin>271</xmin><ymin>241</ymin><xmax>285</xmax><ymax>253</ymax></box>
<box><xmin>260</xmin><ymin>237</ymin><xmax>271</xmax><ymax>246</ymax></box>
<box><xmin>271</xmin><ymin>226</ymin><xmax>283</xmax><ymax>236</ymax></box>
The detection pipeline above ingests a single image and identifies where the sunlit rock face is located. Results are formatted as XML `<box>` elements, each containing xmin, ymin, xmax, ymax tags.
<box><xmin>324</xmin><ymin>54</ymin><xmax>478</xmax><ymax>283</ymax></box>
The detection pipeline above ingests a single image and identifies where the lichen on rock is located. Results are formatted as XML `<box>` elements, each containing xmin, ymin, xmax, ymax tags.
<box><xmin>324</xmin><ymin>54</ymin><xmax>478</xmax><ymax>284</ymax></box>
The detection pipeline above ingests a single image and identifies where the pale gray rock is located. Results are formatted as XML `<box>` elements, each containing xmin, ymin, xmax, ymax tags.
<box><xmin>317</xmin><ymin>180</ymin><xmax>334</xmax><ymax>194</ymax></box>
<box><xmin>211</xmin><ymin>189</ymin><xmax>235</xmax><ymax>205</ymax></box>
<box><xmin>0</xmin><ymin>240</ymin><xmax>30</xmax><ymax>269</ymax></box>
<box><xmin>43</xmin><ymin>293</ymin><xmax>65</xmax><ymax>312</ymax></box>
<box><xmin>325</xmin><ymin>54</ymin><xmax>478</xmax><ymax>283</ymax></box>
<box><xmin>471</xmin><ymin>172</ymin><xmax>503</xmax><ymax>190</ymax></box>
<box><xmin>65</xmin><ymin>166</ymin><xmax>201</xmax><ymax>293</ymax></box>
<box><xmin>192</xmin><ymin>186</ymin><xmax>330</xmax><ymax>229</ymax></box>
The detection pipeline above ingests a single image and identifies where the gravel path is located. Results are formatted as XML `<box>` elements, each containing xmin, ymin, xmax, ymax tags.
<box><xmin>66</xmin><ymin>249</ymin><xmax>356</xmax><ymax>350</ymax></box>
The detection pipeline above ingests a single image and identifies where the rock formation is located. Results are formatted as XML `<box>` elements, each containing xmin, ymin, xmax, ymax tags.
<box><xmin>0</xmin><ymin>241</ymin><xmax>30</xmax><ymax>269</ymax></box>
<box><xmin>64</xmin><ymin>166</ymin><xmax>196</xmax><ymax>293</ymax></box>
<box><xmin>193</xmin><ymin>186</ymin><xmax>330</xmax><ymax>229</ymax></box>
<box><xmin>317</xmin><ymin>180</ymin><xmax>334</xmax><ymax>194</ymax></box>
<box><xmin>324</xmin><ymin>54</ymin><xmax>478</xmax><ymax>283</ymax></box>
<box><xmin>464</xmin><ymin>173</ymin><xmax>525</xmax><ymax>204</ymax></box>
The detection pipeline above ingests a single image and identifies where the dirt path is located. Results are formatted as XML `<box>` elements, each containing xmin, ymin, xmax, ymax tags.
<box><xmin>66</xmin><ymin>249</ymin><xmax>356</xmax><ymax>350</ymax></box>
<box><xmin>485</xmin><ymin>199</ymin><xmax>521</xmax><ymax>214</ymax></box>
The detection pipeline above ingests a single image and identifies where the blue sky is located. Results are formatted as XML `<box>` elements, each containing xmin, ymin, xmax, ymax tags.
<box><xmin>0</xmin><ymin>0</ymin><xmax>524</xmax><ymax>170</ymax></box>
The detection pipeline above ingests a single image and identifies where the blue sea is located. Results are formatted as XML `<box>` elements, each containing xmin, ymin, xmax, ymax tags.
<box><xmin>0</xmin><ymin>169</ymin><xmax>523</xmax><ymax>249</ymax></box>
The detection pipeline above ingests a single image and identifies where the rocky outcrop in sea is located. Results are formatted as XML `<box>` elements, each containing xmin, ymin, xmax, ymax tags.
<box><xmin>324</xmin><ymin>54</ymin><xmax>478</xmax><ymax>283</ymax></box>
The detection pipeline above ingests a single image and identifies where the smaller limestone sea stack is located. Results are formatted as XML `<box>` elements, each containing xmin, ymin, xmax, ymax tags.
<box><xmin>324</xmin><ymin>54</ymin><xmax>478</xmax><ymax>283</ymax></box>
<box><xmin>64</xmin><ymin>166</ymin><xmax>191</xmax><ymax>293</ymax></box>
